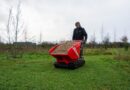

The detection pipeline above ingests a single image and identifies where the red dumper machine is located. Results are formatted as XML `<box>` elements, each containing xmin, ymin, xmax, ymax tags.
<box><xmin>49</xmin><ymin>41</ymin><xmax>85</xmax><ymax>69</ymax></box>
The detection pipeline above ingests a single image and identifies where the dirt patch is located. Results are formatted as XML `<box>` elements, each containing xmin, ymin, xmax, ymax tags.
<box><xmin>52</xmin><ymin>41</ymin><xmax>75</xmax><ymax>54</ymax></box>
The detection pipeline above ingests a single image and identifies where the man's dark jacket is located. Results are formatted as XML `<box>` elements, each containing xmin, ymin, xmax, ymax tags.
<box><xmin>72</xmin><ymin>27</ymin><xmax>87</xmax><ymax>42</ymax></box>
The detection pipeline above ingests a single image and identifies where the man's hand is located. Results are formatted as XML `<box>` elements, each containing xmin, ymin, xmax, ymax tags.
<box><xmin>83</xmin><ymin>40</ymin><xmax>86</xmax><ymax>44</ymax></box>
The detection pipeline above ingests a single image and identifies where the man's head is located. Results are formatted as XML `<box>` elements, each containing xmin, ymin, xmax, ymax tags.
<box><xmin>75</xmin><ymin>22</ymin><xmax>81</xmax><ymax>28</ymax></box>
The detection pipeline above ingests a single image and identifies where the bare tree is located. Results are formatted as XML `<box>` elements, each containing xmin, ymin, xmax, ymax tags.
<box><xmin>24</xmin><ymin>30</ymin><xmax>27</xmax><ymax>42</ymax></box>
<box><xmin>6</xmin><ymin>0</ymin><xmax>24</xmax><ymax>58</ymax></box>
<box><xmin>114</xmin><ymin>28</ymin><xmax>116</xmax><ymax>42</ymax></box>
<box><xmin>121</xmin><ymin>36</ymin><xmax>128</xmax><ymax>51</ymax></box>
<box><xmin>6</xmin><ymin>7</ymin><xmax>13</xmax><ymax>58</ymax></box>
<box><xmin>103</xmin><ymin>33</ymin><xmax>110</xmax><ymax>49</ymax></box>
<box><xmin>121</xmin><ymin>36</ymin><xmax>128</xmax><ymax>43</ymax></box>
<box><xmin>39</xmin><ymin>31</ymin><xmax>42</xmax><ymax>44</ymax></box>
<box><xmin>89</xmin><ymin>32</ymin><xmax>96</xmax><ymax>48</ymax></box>
<box><xmin>113</xmin><ymin>28</ymin><xmax>117</xmax><ymax>48</ymax></box>
<box><xmin>101</xmin><ymin>24</ymin><xmax>104</xmax><ymax>43</ymax></box>
<box><xmin>23</xmin><ymin>26</ymin><xmax>28</xmax><ymax>42</ymax></box>
<box><xmin>15</xmin><ymin>0</ymin><xmax>22</xmax><ymax>42</ymax></box>
<box><xmin>6</xmin><ymin>0</ymin><xmax>23</xmax><ymax>43</ymax></box>
<box><xmin>6</xmin><ymin>8</ymin><xmax>12</xmax><ymax>43</ymax></box>
<box><xmin>0</xmin><ymin>35</ymin><xmax>1</xmax><ymax>43</ymax></box>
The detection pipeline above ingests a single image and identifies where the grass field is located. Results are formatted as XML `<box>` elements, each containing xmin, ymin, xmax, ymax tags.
<box><xmin>0</xmin><ymin>48</ymin><xmax>130</xmax><ymax>90</ymax></box>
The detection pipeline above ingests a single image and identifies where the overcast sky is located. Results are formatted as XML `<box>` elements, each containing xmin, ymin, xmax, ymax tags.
<box><xmin>0</xmin><ymin>0</ymin><xmax>130</xmax><ymax>43</ymax></box>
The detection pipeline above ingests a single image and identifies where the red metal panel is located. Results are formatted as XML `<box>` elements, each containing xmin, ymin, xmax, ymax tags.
<box><xmin>49</xmin><ymin>41</ymin><xmax>82</xmax><ymax>64</ymax></box>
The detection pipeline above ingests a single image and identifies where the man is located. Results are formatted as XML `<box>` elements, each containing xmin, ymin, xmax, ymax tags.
<box><xmin>72</xmin><ymin>22</ymin><xmax>88</xmax><ymax>58</ymax></box>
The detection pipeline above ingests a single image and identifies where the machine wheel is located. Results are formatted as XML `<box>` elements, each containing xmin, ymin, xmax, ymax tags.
<box><xmin>54</xmin><ymin>62</ymin><xmax>59</xmax><ymax>68</ymax></box>
<box><xmin>68</xmin><ymin>62</ymin><xmax>76</xmax><ymax>69</ymax></box>
<box><xmin>54</xmin><ymin>62</ymin><xmax>68</xmax><ymax>68</ymax></box>
<box><xmin>74</xmin><ymin>59</ymin><xmax>85</xmax><ymax>68</ymax></box>
<box><xmin>54</xmin><ymin>59</ymin><xmax>85</xmax><ymax>69</ymax></box>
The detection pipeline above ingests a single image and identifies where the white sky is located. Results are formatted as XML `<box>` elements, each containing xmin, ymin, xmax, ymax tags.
<box><xmin>0</xmin><ymin>0</ymin><xmax>130</xmax><ymax>43</ymax></box>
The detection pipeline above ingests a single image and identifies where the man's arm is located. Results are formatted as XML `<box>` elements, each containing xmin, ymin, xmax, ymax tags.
<box><xmin>72</xmin><ymin>29</ymin><xmax>75</xmax><ymax>40</ymax></box>
<box><xmin>83</xmin><ymin>28</ymin><xmax>88</xmax><ymax>43</ymax></box>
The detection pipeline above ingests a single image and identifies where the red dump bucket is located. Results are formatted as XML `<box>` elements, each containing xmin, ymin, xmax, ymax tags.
<box><xmin>49</xmin><ymin>41</ymin><xmax>81</xmax><ymax>64</ymax></box>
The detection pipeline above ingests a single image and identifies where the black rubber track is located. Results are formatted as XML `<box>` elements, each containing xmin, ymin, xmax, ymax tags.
<box><xmin>54</xmin><ymin>59</ymin><xmax>85</xmax><ymax>69</ymax></box>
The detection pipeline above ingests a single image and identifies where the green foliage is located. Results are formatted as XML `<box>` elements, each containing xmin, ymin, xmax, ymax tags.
<box><xmin>114</xmin><ymin>54</ymin><xmax>130</xmax><ymax>61</ymax></box>
<box><xmin>114</xmin><ymin>48</ymin><xmax>130</xmax><ymax>61</ymax></box>
<box><xmin>0</xmin><ymin>49</ymin><xmax>130</xmax><ymax>90</ymax></box>
<box><xmin>84</xmin><ymin>48</ymin><xmax>116</xmax><ymax>55</ymax></box>
<box><xmin>124</xmin><ymin>43</ymin><xmax>129</xmax><ymax>51</ymax></box>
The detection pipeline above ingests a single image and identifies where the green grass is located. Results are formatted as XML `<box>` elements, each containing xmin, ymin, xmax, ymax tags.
<box><xmin>0</xmin><ymin>49</ymin><xmax>130</xmax><ymax>90</ymax></box>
